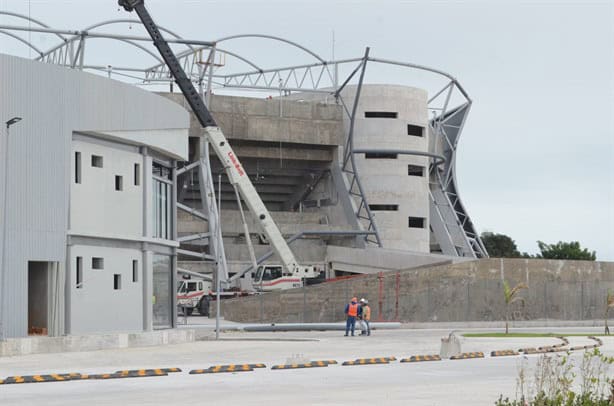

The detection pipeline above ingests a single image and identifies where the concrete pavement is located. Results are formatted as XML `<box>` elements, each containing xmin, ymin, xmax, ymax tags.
<box><xmin>0</xmin><ymin>327</ymin><xmax>612</xmax><ymax>405</ymax></box>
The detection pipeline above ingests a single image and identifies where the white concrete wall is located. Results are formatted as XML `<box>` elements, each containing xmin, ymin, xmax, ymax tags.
<box><xmin>68</xmin><ymin>245</ymin><xmax>143</xmax><ymax>334</ymax></box>
<box><xmin>71</xmin><ymin>139</ymin><xmax>143</xmax><ymax>237</ymax></box>
<box><xmin>342</xmin><ymin>85</ymin><xmax>430</xmax><ymax>252</ymax></box>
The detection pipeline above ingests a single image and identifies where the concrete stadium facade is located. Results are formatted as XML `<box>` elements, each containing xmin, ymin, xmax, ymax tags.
<box><xmin>0</xmin><ymin>54</ymin><xmax>189</xmax><ymax>338</ymax></box>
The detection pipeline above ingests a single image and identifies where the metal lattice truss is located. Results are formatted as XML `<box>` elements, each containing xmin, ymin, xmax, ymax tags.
<box><xmin>0</xmin><ymin>11</ymin><xmax>487</xmax><ymax>259</ymax></box>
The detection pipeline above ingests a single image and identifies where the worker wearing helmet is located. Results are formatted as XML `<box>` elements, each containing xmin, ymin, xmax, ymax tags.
<box><xmin>359</xmin><ymin>298</ymin><xmax>371</xmax><ymax>336</ymax></box>
<box><xmin>344</xmin><ymin>297</ymin><xmax>360</xmax><ymax>336</ymax></box>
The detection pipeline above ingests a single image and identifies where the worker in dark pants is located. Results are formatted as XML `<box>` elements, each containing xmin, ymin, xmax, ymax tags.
<box><xmin>344</xmin><ymin>297</ymin><xmax>360</xmax><ymax>336</ymax></box>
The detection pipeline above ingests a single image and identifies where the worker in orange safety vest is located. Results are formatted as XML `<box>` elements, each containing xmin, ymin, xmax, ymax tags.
<box><xmin>344</xmin><ymin>297</ymin><xmax>361</xmax><ymax>336</ymax></box>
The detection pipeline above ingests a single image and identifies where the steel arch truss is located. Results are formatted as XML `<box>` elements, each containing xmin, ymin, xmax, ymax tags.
<box><xmin>0</xmin><ymin>12</ymin><xmax>487</xmax><ymax>258</ymax></box>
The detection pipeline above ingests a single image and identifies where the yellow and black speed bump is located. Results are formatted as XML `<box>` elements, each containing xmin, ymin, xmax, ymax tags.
<box><xmin>450</xmin><ymin>352</ymin><xmax>484</xmax><ymax>360</ymax></box>
<box><xmin>400</xmin><ymin>355</ymin><xmax>441</xmax><ymax>363</ymax></box>
<box><xmin>342</xmin><ymin>357</ymin><xmax>390</xmax><ymax>366</ymax></box>
<box><xmin>112</xmin><ymin>369</ymin><xmax>169</xmax><ymax>378</ymax></box>
<box><xmin>491</xmin><ymin>350</ymin><xmax>519</xmax><ymax>357</ymax></box>
<box><xmin>0</xmin><ymin>374</ymin><xmax>74</xmax><ymax>385</ymax></box>
<box><xmin>189</xmin><ymin>365</ymin><xmax>254</xmax><ymax>374</ymax></box>
<box><xmin>588</xmin><ymin>336</ymin><xmax>603</xmax><ymax>346</ymax></box>
<box><xmin>272</xmin><ymin>361</ymin><xmax>329</xmax><ymax>370</ymax></box>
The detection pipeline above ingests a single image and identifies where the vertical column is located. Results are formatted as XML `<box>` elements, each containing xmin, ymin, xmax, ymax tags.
<box><xmin>171</xmin><ymin>160</ymin><xmax>178</xmax><ymax>328</ymax></box>
<box><xmin>142</xmin><ymin>248</ymin><xmax>153</xmax><ymax>332</ymax></box>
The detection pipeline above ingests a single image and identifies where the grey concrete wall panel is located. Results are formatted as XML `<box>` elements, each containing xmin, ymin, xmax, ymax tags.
<box><xmin>219</xmin><ymin>259</ymin><xmax>614</xmax><ymax>324</ymax></box>
<box><xmin>0</xmin><ymin>54</ymin><xmax>188</xmax><ymax>337</ymax></box>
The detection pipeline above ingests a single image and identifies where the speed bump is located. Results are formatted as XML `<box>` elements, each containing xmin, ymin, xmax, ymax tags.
<box><xmin>0</xmin><ymin>374</ymin><xmax>71</xmax><ymax>384</ymax></box>
<box><xmin>450</xmin><ymin>352</ymin><xmax>484</xmax><ymax>360</ymax></box>
<box><xmin>400</xmin><ymin>355</ymin><xmax>441</xmax><ymax>363</ymax></box>
<box><xmin>272</xmin><ymin>361</ymin><xmax>329</xmax><ymax>370</ymax></box>
<box><xmin>490</xmin><ymin>350</ymin><xmax>519</xmax><ymax>357</ymax></box>
<box><xmin>342</xmin><ymin>358</ymin><xmax>390</xmax><ymax>366</ymax></box>
<box><xmin>189</xmin><ymin>365</ymin><xmax>254</xmax><ymax>374</ymax></box>
<box><xmin>113</xmin><ymin>369</ymin><xmax>169</xmax><ymax>377</ymax></box>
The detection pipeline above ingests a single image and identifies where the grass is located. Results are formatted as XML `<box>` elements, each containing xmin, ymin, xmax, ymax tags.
<box><xmin>463</xmin><ymin>332</ymin><xmax>608</xmax><ymax>338</ymax></box>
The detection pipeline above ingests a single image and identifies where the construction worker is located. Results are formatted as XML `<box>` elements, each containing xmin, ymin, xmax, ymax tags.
<box><xmin>344</xmin><ymin>297</ymin><xmax>360</xmax><ymax>336</ymax></box>
<box><xmin>359</xmin><ymin>298</ymin><xmax>371</xmax><ymax>336</ymax></box>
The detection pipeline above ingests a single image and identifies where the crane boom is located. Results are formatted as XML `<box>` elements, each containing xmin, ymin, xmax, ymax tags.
<box><xmin>118</xmin><ymin>0</ymin><xmax>309</xmax><ymax>277</ymax></box>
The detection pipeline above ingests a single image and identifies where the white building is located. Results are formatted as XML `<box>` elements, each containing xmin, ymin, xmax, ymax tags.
<box><xmin>0</xmin><ymin>53</ymin><xmax>189</xmax><ymax>338</ymax></box>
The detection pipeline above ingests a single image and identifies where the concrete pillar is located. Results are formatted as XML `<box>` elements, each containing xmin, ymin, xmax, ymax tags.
<box><xmin>142</xmin><ymin>249</ymin><xmax>153</xmax><ymax>332</ymax></box>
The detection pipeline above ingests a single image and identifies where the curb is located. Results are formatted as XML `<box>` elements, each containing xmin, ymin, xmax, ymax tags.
<box><xmin>400</xmin><ymin>355</ymin><xmax>441</xmax><ymax>362</ymax></box>
<box><xmin>450</xmin><ymin>352</ymin><xmax>484</xmax><ymax>360</ymax></box>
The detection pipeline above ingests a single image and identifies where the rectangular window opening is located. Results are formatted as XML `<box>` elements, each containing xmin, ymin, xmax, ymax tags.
<box><xmin>132</xmin><ymin>260</ymin><xmax>138</xmax><ymax>283</ymax></box>
<box><xmin>75</xmin><ymin>152</ymin><xmax>81</xmax><ymax>184</ymax></box>
<box><xmin>369</xmin><ymin>204</ymin><xmax>399</xmax><ymax>211</ymax></box>
<box><xmin>92</xmin><ymin>257</ymin><xmax>104</xmax><ymax>270</ymax></box>
<box><xmin>134</xmin><ymin>163</ymin><xmax>140</xmax><ymax>186</ymax></box>
<box><xmin>114</xmin><ymin>274</ymin><xmax>121</xmax><ymax>290</ymax></box>
<box><xmin>408</xmin><ymin>217</ymin><xmax>426</xmax><ymax>229</ymax></box>
<box><xmin>91</xmin><ymin>155</ymin><xmax>103</xmax><ymax>168</ymax></box>
<box><xmin>408</xmin><ymin>165</ymin><xmax>425</xmax><ymax>177</ymax></box>
<box><xmin>76</xmin><ymin>256</ymin><xmax>83</xmax><ymax>289</ymax></box>
<box><xmin>365</xmin><ymin>111</ymin><xmax>398</xmax><ymax>119</ymax></box>
<box><xmin>115</xmin><ymin>175</ymin><xmax>123</xmax><ymax>191</ymax></box>
<box><xmin>365</xmin><ymin>153</ymin><xmax>398</xmax><ymax>159</ymax></box>
<box><xmin>407</xmin><ymin>124</ymin><xmax>424</xmax><ymax>137</ymax></box>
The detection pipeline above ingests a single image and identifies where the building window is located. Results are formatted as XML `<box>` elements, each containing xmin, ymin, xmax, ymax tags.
<box><xmin>75</xmin><ymin>152</ymin><xmax>82</xmax><ymax>184</ymax></box>
<box><xmin>132</xmin><ymin>260</ymin><xmax>138</xmax><ymax>282</ymax></box>
<box><xmin>153</xmin><ymin>162</ymin><xmax>173</xmax><ymax>240</ymax></box>
<box><xmin>369</xmin><ymin>204</ymin><xmax>399</xmax><ymax>211</ymax></box>
<box><xmin>408</xmin><ymin>165</ymin><xmax>425</xmax><ymax>177</ymax></box>
<box><xmin>92</xmin><ymin>257</ymin><xmax>104</xmax><ymax>270</ymax></box>
<box><xmin>407</xmin><ymin>124</ymin><xmax>424</xmax><ymax>137</ymax></box>
<box><xmin>134</xmin><ymin>163</ymin><xmax>140</xmax><ymax>186</ymax></box>
<box><xmin>91</xmin><ymin>155</ymin><xmax>103</xmax><ymax>168</ymax></box>
<box><xmin>365</xmin><ymin>111</ymin><xmax>398</xmax><ymax>119</ymax></box>
<box><xmin>408</xmin><ymin>217</ymin><xmax>426</xmax><ymax>228</ymax></box>
<box><xmin>76</xmin><ymin>256</ymin><xmax>83</xmax><ymax>289</ymax></box>
<box><xmin>115</xmin><ymin>175</ymin><xmax>123</xmax><ymax>191</ymax></box>
<box><xmin>365</xmin><ymin>153</ymin><xmax>397</xmax><ymax>159</ymax></box>
<box><xmin>114</xmin><ymin>274</ymin><xmax>122</xmax><ymax>290</ymax></box>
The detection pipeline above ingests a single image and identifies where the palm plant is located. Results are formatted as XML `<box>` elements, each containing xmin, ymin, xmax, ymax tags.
<box><xmin>605</xmin><ymin>290</ymin><xmax>614</xmax><ymax>335</ymax></box>
<box><xmin>503</xmin><ymin>280</ymin><xmax>528</xmax><ymax>334</ymax></box>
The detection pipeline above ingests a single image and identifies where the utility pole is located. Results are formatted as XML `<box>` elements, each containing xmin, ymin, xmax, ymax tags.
<box><xmin>0</xmin><ymin>117</ymin><xmax>22</xmax><ymax>341</ymax></box>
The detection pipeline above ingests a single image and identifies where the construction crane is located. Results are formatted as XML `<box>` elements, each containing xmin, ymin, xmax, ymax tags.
<box><xmin>118</xmin><ymin>0</ymin><xmax>320</xmax><ymax>289</ymax></box>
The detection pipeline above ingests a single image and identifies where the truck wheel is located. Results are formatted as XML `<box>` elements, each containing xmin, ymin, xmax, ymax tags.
<box><xmin>199</xmin><ymin>297</ymin><xmax>210</xmax><ymax>317</ymax></box>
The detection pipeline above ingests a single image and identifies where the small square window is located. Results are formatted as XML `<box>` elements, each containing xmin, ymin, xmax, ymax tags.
<box><xmin>365</xmin><ymin>153</ymin><xmax>397</xmax><ymax>159</ymax></box>
<box><xmin>407</xmin><ymin>124</ymin><xmax>424</xmax><ymax>137</ymax></box>
<box><xmin>92</xmin><ymin>257</ymin><xmax>104</xmax><ymax>270</ymax></box>
<box><xmin>132</xmin><ymin>260</ymin><xmax>138</xmax><ymax>282</ymax></box>
<box><xmin>91</xmin><ymin>155</ymin><xmax>103</xmax><ymax>168</ymax></box>
<box><xmin>134</xmin><ymin>163</ymin><xmax>140</xmax><ymax>186</ymax></box>
<box><xmin>408</xmin><ymin>217</ymin><xmax>425</xmax><ymax>228</ymax></box>
<box><xmin>408</xmin><ymin>165</ymin><xmax>425</xmax><ymax>177</ymax></box>
<box><xmin>115</xmin><ymin>175</ymin><xmax>123</xmax><ymax>191</ymax></box>
<box><xmin>365</xmin><ymin>111</ymin><xmax>398</xmax><ymax>119</ymax></box>
<box><xmin>114</xmin><ymin>274</ymin><xmax>121</xmax><ymax>290</ymax></box>
<box><xmin>369</xmin><ymin>204</ymin><xmax>399</xmax><ymax>211</ymax></box>
<box><xmin>76</xmin><ymin>256</ymin><xmax>83</xmax><ymax>289</ymax></box>
<box><xmin>75</xmin><ymin>152</ymin><xmax>82</xmax><ymax>184</ymax></box>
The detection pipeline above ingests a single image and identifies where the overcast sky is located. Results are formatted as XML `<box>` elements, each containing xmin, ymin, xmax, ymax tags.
<box><xmin>1</xmin><ymin>0</ymin><xmax>613</xmax><ymax>260</ymax></box>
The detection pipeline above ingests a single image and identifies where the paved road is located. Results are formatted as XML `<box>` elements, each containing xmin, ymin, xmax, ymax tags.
<box><xmin>0</xmin><ymin>328</ymin><xmax>612</xmax><ymax>405</ymax></box>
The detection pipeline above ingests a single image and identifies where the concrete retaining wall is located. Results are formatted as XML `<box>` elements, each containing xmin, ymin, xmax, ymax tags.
<box><xmin>218</xmin><ymin>259</ymin><xmax>614</xmax><ymax>323</ymax></box>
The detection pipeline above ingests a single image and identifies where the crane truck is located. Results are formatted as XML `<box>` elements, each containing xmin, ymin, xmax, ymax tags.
<box><xmin>118</xmin><ymin>0</ymin><xmax>321</xmax><ymax>292</ymax></box>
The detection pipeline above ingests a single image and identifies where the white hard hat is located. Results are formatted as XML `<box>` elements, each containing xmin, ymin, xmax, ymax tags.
<box><xmin>363</xmin><ymin>299</ymin><xmax>368</xmax><ymax>304</ymax></box>
<box><xmin>360</xmin><ymin>298</ymin><xmax>365</xmax><ymax>302</ymax></box>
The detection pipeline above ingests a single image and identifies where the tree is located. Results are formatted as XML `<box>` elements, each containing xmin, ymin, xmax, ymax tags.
<box><xmin>481</xmin><ymin>232</ymin><xmax>522</xmax><ymax>258</ymax></box>
<box><xmin>605</xmin><ymin>290</ymin><xmax>614</xmax><ymax>335</ymax></box>
<box><xmin>503</xmin><ymin>280</ymin><xmax>528</xmax><ymax>334</ymax></box>
<box><xmin>536</xmin><ymin>241</ymin><xmax>596</xmax><ymax>261</ymax></box>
